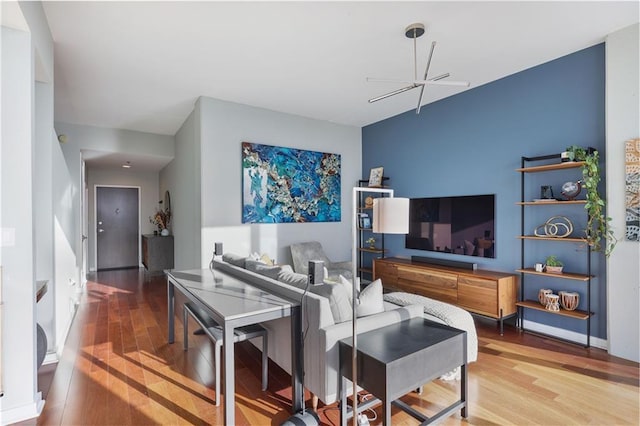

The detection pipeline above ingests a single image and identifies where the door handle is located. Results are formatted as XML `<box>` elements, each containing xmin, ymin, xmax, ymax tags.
<box><xmin>98</xmin><ymin>229</ymin><xmax>104</xmax><ymax>233</ymax></box>
<box><xmin>82</xmin><ymin>235</ymin><xmax>88</xmax><ymax>241</ymax></box>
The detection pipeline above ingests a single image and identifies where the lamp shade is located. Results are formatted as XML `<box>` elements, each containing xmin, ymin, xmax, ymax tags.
<box><xmin>372</xmin><ymin>197</ymin><xmax>409</xmax><ymax>234</ymax></box>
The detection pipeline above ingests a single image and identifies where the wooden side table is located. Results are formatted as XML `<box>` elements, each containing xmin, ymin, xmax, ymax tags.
<box><xmin>339</xmin><ymin>318</ymin><xmax>467</xmax><ymax>425</ymax></box>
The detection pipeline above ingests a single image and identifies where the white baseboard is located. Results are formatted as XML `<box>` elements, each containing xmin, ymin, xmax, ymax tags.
<box><xmin>522</xmin><ymin>319</ymin><xmax>607</xmax><ymax>349</ymax></box>
<box><xmin>0</xmin><ymin>392</ymin><xmax>45</xmax><ymax>425</ymax></box>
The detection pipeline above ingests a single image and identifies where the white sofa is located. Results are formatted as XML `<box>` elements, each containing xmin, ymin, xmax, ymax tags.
<box><xmin>214</xmin><ymin>256</ymin><xmax>427</xmax><ymax>405</ymax></box>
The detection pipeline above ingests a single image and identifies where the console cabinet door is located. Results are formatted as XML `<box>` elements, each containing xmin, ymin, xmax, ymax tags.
<box><xmin>396</xmin><ymin>265</ymin><xmax>458</xmax><ymax>303</ymax></box>
<box><xmin>374</xmin><ymin>261</ymin><xmax>398</xmax><ymax>288</ymax></box>
<box><xmin>458</xmin><ymin>276</ymin><xmax>498</xmax><ymax>317</ymax></box>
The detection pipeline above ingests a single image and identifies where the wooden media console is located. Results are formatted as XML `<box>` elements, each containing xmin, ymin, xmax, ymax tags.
<box><xmin>373</xmin><ymin>257</ymin><xmax>518</xmax><ymax>333</ymax></box>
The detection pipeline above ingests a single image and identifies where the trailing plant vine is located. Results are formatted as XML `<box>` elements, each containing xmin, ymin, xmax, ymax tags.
<box><xmin>566</xmin><ymin>146</ymin><xmax>617</xmax><ymax>256</ymax></box>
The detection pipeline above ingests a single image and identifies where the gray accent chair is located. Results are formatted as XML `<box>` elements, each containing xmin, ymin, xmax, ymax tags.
<box><xmin>290</xmin><ymin>241</ymin><xmax>352</xmax><ymax>280</ymax></box>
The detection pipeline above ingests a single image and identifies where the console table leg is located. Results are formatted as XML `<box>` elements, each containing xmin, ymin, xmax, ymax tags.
<box><xmin>339</xmin><ymin>377</ymin><xmax>347</xmax><ymax>426</ymax></box>
<box><xmin>499</xmin><ymin>308</ymin><xmax>504</xmax><ymax>336</ymax></box>
<box><xmin>167</xmin><ymin>280</ymin><xmax>175</xmax><ymax>343</ymax></box>
<box><xmin>383</xmin><ymin>394</ymin><xmax>391</xmax><ymax>425</ymax></box>
<box><xmin>461</xmin><ymin>362</ymin><xmax>468</xmax><ymax>418</ymax></box>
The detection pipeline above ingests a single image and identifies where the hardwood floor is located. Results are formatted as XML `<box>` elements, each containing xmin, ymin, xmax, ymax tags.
<box><xmin>21</xmin><ymin>268</ymin><xmax>639</xmax><ymax>425</ymax></box>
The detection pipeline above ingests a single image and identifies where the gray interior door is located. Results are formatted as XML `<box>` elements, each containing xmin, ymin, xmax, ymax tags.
<box><xmin>96</xmin><ymin>186</ymin><xmax>139</xmax><ymax>270</ymax></box>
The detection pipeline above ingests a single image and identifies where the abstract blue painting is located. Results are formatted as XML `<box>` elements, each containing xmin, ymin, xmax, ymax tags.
<box><xmin>242</xmin><ymin>142</ymin><xmax>341</xmax><ymax>223</ymax></box>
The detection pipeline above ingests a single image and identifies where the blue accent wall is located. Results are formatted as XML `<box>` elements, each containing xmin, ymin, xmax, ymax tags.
<box><xmin>362</xmin><ymin>44</ymin><xmax>606</xmax><ymax>338</ymax></box>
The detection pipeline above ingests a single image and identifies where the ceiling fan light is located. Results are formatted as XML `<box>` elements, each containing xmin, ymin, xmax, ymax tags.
<box><xmin>404</xmin><ymin>23</ymin><xmax>425</xmax><ymax>39</ymax></box>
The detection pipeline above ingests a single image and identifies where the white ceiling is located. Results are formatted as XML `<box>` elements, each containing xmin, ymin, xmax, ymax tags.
<box><xmin>43</xmin><ymin>1</ymin><xmax>638</xmax><ymax>139</ymax></box>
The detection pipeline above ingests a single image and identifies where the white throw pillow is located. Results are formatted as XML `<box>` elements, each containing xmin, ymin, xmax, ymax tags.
<box><xmin>309</xmin><ymin>283</ymin><xmax>353</xmax><ymax>323</ymax></box>
<box><xmin>338</xmin><ymin>275</ymin><xmax>356</xmax><ymax>303</ymax></box>
<box><xmin>356</xmin><ymin>279</ymin><xmax>385</xmax><ymax>317</ymax></box>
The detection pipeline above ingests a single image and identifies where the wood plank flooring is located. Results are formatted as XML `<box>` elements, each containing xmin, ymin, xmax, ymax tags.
<box><xmin>19</xmin><ymin>268</ymin><xmax>639</xmax><ymax>425</ymax></box>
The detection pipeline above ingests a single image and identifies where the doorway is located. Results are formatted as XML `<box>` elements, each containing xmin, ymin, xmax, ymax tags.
<box><xmin>95</xmin><ymin>186</ymin><xmax>139</xmax><ymax>270</ymax></box>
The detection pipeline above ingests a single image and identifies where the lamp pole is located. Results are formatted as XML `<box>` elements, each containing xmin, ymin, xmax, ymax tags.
<box><xmin>351</xmin><ymin>186</ymin><xmax>394</xmax><ymax>426</ymax></box>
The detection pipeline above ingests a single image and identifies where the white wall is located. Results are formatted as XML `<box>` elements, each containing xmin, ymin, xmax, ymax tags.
<box><xmin>605</xmin><ymin>23</ymin><xmax>640</xmax><ymax>362</ymax></box>
<box><xmin>0</xmin><ymin>26</ymin><xmax>41</xmax><ymax>423</ymax></box>
<box><xmin>0</xmin><ymin>3</ymin><xmax>79</xmax><ymax>422</ymax></box>
<box><xmin>51</xmin><ymin>140</ymin><xmax>78</xmax><ymax>358</ymax></box>
<box><xmin>197</xmin><ymin>97</ymin><xmax>361</xmax><ymax>268</ymax></box>
<box><xmin>34</xmin><ymin>82</ymin><xmax>55</xmax><ymax>353</ymax></box>
<box><xmin>85</xmin><ymin>167</ymin><xmax>160</xmax><ymax>271</ymax></box>
<box><xmin>159</xmin><ymin>109</ymin><xmax>201</xmax><ymax>270</ymax></box>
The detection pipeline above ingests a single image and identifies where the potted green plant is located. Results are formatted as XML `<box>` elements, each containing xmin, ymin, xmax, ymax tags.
<box><xmin>365</xmin><ymin>237</ymin><xmax>376</xmax><ymax>249</ymax></box>
<box><xmin>545</xmin><ymin>255</ymin><xmax>564</xmax><ymax>274</ymax></box>
<box><xmin>566</xmin><ymin>146</ymin><xmax>617</xmax><ymax>256</ymax></box>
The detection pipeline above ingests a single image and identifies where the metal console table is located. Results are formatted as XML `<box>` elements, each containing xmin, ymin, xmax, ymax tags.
<box><xmin>167</xmin><ymin>269</ymin><xmax>303</xmax><ymax>425</ymax></box>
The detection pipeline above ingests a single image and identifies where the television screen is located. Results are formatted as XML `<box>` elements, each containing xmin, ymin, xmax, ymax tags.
<box><xmin>405</xmin><ymin>194</ymin><xmax>496</xmax><ymax>258</ymax></box>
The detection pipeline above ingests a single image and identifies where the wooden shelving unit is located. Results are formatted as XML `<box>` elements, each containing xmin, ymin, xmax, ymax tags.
<box><xmin>515</xmin><ymin>268</ymin><xmax>591</xmax><ymax>281</ymax></box>
<box><xmin>356</xmin><ymin>178</ymin><xmax>389</xmax><ymax>282</ymax></box>
<box><xmin>516</xmin><ymin>200</ymin><xmax>587</xmax><ymax>206</ymax></box>
<box><xmin>517</xmin><ymin>154</ymin><xmax>593</xmax><ymax>347</ymax></box>
<box><xmin>515</xmin><ymin>300</ymin><xmax>590</xmax><ymax>320</ymax></box>
<box><xmin>516</xmin><ymin>161</ymin><xmax>585</xmax><ymax>173</ymax></box>
<box><xmin>517</xmin><ymin>235</ymin><xmax>586</xmax><ymax>243</ymax></box>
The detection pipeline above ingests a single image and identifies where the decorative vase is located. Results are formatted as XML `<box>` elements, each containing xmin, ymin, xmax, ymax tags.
<box><xmin>161</xmin><ymin>228</ymin><xmax>169</xmax><ymax>236</ymax></box>
<box><xmin>538</xmin><ymin>289</ymin><xmax>553</xmax><ymax>306</ymax></box>
<box><xmin>560</xmin><ymin>291</ymin><xmax>580</xmax><ymax>311</ymax></box>
<box><xmin>545</xmin><ymin>294</ymin><xmax>560</xmax><ymax>311</ymax></box>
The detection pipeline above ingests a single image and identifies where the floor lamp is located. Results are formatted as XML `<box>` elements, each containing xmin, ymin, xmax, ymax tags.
<box><xmin>351</xmin><ymin>187</ymin><xmax>409</xmax><ymax>425</ymax></box>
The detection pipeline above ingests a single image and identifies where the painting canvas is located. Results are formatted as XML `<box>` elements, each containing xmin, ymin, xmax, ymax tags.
<box><xmin>242</xmin><ymin>142</ymin><xmax>341</xmax><ymax>223</ymax></box>
<box><xmin>625</xmin><ymin>138</ymin><xmax>640</xmax><ymax>241</ymax></box>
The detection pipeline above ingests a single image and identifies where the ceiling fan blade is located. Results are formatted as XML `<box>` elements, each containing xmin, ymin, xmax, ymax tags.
<box><xmin>416</xmin><ymin>41</ymin><xmax>437</xmax><ymax>114</ymax></box>
<box><xmin>367</xmin><ymin>77</ymin><xmax>416</xmax><ymax>84</ymax></box>
<box><xmin>422</xmin><ymin>80</ymin><xmax>471</xmax><ymax>87</ymax></box>
<box><xmin>368</xmin><ymin>74</ymin><xmax>468</xmax><ymax>87</ymax></box>
<box><xmin>415</xmin><ymin>85</ymin><xmax>427</xmax><ymax>114</ymax></box>
<box><xmin>422</xmin><ymin>41</ymin><xmax>437</xmax><ymax>80</ymax></box>
<box><xmin>368</xmin><ymin>85</ymin><xmax>418</xmax><ymax>103</ymax></box>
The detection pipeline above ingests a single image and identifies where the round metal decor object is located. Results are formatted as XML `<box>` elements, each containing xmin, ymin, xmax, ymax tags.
<box><xmin>534</xmin><ymin>216</ymin><xmax>574</xmax><ymax>238</ymax></box>
<box><xmin>561</xmin><ymin>180</ymin><xmax>582</xmax><ymax>200</ymax></box>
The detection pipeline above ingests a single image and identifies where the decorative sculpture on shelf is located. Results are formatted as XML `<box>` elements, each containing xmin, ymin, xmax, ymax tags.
<box><xmin>534</xmin><ymin>216</ymin><xmax>573</xmax><ymax>238</ymax></box>
<box><xmin>561</xmin><ymin>180</ymin><xmax>582</xmax><ymax>200</ymax></box>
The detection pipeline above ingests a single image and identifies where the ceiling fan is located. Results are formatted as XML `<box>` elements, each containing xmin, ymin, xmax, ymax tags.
<box><xmin>367</xmin><ymin>23</ymin><xmax>470</xmax><ymax>114</ymax></box>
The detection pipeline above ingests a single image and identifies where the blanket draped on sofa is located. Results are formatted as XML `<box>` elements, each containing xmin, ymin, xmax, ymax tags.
<box><xmin>383</xmin><ymin>292</ymin><xmax>478</xmax><ymax>364</ymax></box>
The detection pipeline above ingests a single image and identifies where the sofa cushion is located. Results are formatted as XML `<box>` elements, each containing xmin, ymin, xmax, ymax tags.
<box><xmin>356</xmin><ymin>279</ymin><xmax>385</xmax><ymax>317</ymax></box>
<box><xmin>245</xmin><ymin>259</ymin><xmax>267</xmax><ymax>273</ymax></box>
<box><xmin>338</xmin><ymin>275</ymin><xmax>355</xmax><ymax>303</ymax></box>
<box><xmin>309</xmin><ymin>283</ymin><xmax>352</xmax><ymax>323</ymax></box>
<box><xmin>277</xmin><ymin>269</ymin><xmax>309</xmax><ymax>289</ymax></box>
<box><xmin>222</xmin><ymin>253</ymin><xmax>248</xmax><ymax>268</ymax></box>
<box><xmin>260</xmin><ymin>253</ymin><xmax>275</xmax><ymax>266</ymax></box>
<box><xmin>252</xmin><ymin>263</ymin><xmax>288</xmax><ymax>280</ymax></box>
<box><xmin>271</xmin><ymin>267</ymin><xmax>351</xmax><ymax>323</ymax></box>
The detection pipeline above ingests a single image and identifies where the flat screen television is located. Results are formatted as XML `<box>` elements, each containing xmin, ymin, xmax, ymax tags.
<box><xmin>405</xmin><ymin>194</ymin><xmax>496</xmax><ymax>258</ymax></box>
